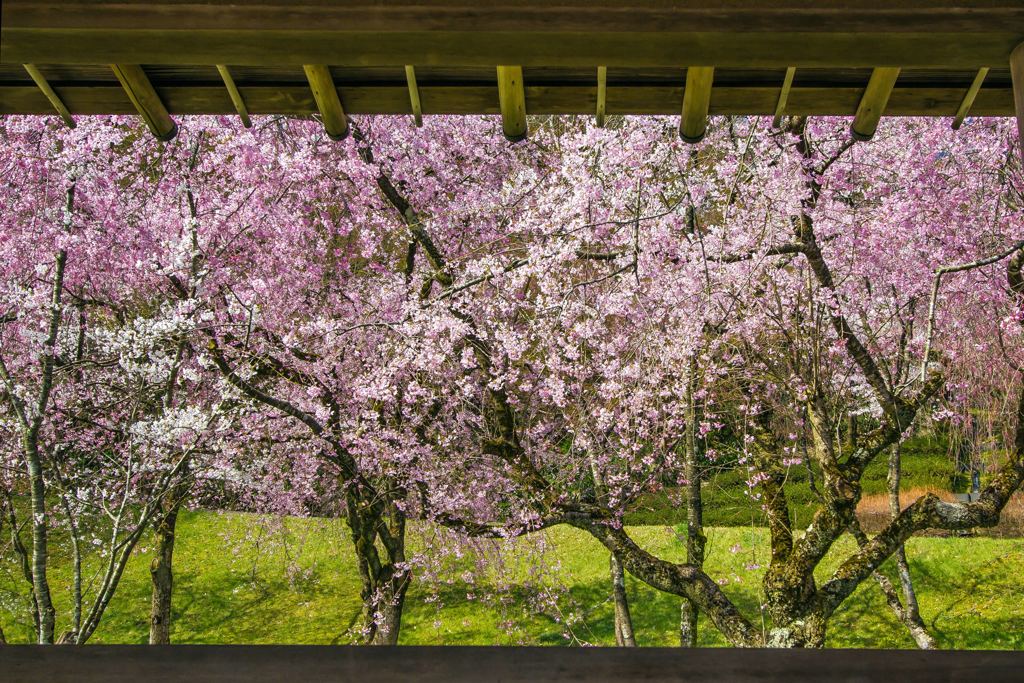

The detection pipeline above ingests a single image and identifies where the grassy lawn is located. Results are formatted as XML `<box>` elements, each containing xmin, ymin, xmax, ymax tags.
<box><xmin>2</xmin><ymin>508</ymin><xmax>1022</xmax><ymax>648</ymax></box>
<box><xmin>626</xmin><ymin>434</ymin><xmax>963</xmax><ymax>527</ymax></box>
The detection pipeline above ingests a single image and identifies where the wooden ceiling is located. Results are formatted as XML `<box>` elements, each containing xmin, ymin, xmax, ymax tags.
<box><xmin>2</xmin><ymin>1</ymin><xmax>1023</xmax><ymax>146</ymax></box>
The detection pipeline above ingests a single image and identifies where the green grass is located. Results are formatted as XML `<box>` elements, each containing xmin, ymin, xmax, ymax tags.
<box><xmin>2</xmin><ymin>508</ymin><xmax>1022</xmax><ymax>648</ymax></box>
<box><xmin>626</xmin><ymin>434</ymin><xmax>959</xmax><ymax>527</ymax></box>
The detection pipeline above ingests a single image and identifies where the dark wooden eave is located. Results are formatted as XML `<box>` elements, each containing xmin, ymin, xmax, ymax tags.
<box><xmin>1</xmin><ymin>1</ymin><xmax>1023</xmax><ymax>143</ymax></box>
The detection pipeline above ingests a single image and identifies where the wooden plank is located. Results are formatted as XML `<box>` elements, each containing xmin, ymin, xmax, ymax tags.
<box><xmin>22</xmin><ymin>63</ymin><xmax>75</xmax><ymax>127</ymax></box>
<box><xmin>952</xmin><ymin>67</ymin><xmax>989</xmax><ymax>129</ymax></box>
<box><xmin>680</xmin><ymin>66</ymin><xmax>714</xmax><ymax>142</ymax></box>
<box><xmin>497</xmin><ymin>65</ymin><xmax>527</xmax><ymax>141</ymax></box>
<box><xmin>1</xmin><ymin>645</ymin><xmax>1023</xmax><ymax>683</ymax></box>
<box><xmin>303</xmin><ymin>64</ymin><xmax>349</xmax><ymax>140</ymax></box>
<box><xmin>405</xmin><ymin>65</ymin><xmax>423</xmax><ymax>126</ymax></box>
<box><xmin>596</xmin><ymin>66</ymin><xmax>607</xmax><ymax>127</ymax></box>
<box><xmin>110</xmin><ymin>63</ymin><xmax>176</xmax><ymax>140</ymax></box>
<box><xmin>851</xmin><ymin>66</ymin><xmax>900</xmax><ymax>140</ymax></box>
<box><xmin>772</xmin><ymin>66</ymin><xmax>796</xmax><ymax>128</ymax></box>
<box><xmin>4</xmin><ymin>30</ymin><xmax>1022</xmax><ymax>69</ymax></box>
<box><xmin>216</xmin><ymin>65</ymin><xmax>251</xmax><ymax>128</ymax></box>
<box><xmin>1012</xmin><ymin>42</ymin><xmax>1024</xmax><ymax>163</ymax></box>
<box><xmin>0</xmin><ymin>85</ymin><xmax>1016</xmax><ymax>117</ymax></box>
<box><xmin>5</xmin><ymin>2</ymin><xmax>1024</xmax><ymax>36</ymax></box>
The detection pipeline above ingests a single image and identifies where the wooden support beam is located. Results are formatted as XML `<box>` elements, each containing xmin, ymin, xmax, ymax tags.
<box><xmin>772</xmin><ymin>67</ymin><xmax>796</xmax><ymax>128</ymax></box>
<box><xmin>1</xmin><ymin>85</ymin><xmax>1016</xmax><ymax>118</ymax></box>
<box><xmin>1012</xmin><ymin>43</ymin><xmax>1024</xmax><ymax>164</ymax></box>
<box><xmin>952</xmin><ymin>68</ymin><xmax>989</xmax><ymax>130</ymax></box>
<box><xmin>596</xmin><ymin>66</ymin><xmax>607</xmax><ymax>128</ymax></box>
<box><xmin>22</xmin><ymin>64</ymin><xmax>75</xmax><ymax>128</ymax></box>
<box><xmin>496</xmin><ymin>65</ymin><xmax>527</xmax><ymax>142</ymax></box>
<box><xmin>110</xmin><ymin>64</ymin><xmax>177</xmax><ymax>140</ymax></box>
<box><xmin>303</xmin><ymin>64</ymin><xmax>349</xmax><ymax>140</ymax></box>
<box><xmin>405</xmin><ymin>65</ymin><xmax>423</xmax><ymax>127</ymax></box>
<box><xmin>216</xmin><ymin>65</ymin><xmax>251</xmax><ymax>128</ymax></box>
<box><xmin>851</xmin><ymin>67</ymin><xmax>900</xmax><ymax>141</ymax></box>
<box><xmin>680</xmin><ymin>66</ymin><xmax>714</xmax><ymax>143</ymax></box>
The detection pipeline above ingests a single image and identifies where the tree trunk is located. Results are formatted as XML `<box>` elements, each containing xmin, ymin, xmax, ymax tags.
<box><xmin>888</xmin><ymin>443</ymin><xmax>936</xmax><ymax>649</ymax></box>
<box><xmin>149</xmin><ymin>495</ymin><xmax>182</xmax><ymax>644</ymax></box>
<box><xmin>350</xmin><ymin>489</ymin><xmax>409</xmax><ymax>645</ymax></box>
<box><xmin>610</xmin><ymin>553</ymin><xmax>636</xmax><ymax>646</ymax></box>
<box><xmin>25</xmin><ymin>439</ymin><xmax>55</xmax><ymax>644</ymax></box>
<box><xmin>587</xmin><ymin>453</ymin><xmax>637</xmax><ymax>646</ymax></box>
<box><xmin>368</xmin><ymin>567</ymin><xmax>409</xmax><ymax>645</ymax></box>
<box><xmin>680</xmin><ymin>360</ymin><xmax>706</xmax><ymax>647</ymax></box>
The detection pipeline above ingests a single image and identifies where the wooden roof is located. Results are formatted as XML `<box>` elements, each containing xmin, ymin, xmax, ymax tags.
<box><xmin>2</xmin><ymin>1</ymin><xmax>1024</xmax><ymax>143</ymax></box>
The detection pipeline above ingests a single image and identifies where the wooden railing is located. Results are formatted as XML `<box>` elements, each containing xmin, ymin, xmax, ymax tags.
<box><xmin>1</xmin><ymin>646</ymin><xmax>1022</xmax><ymax>682</ymax></box>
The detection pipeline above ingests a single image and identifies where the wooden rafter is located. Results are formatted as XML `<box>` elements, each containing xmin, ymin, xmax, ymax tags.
<box><xmin>405</xmin><ymin>65</ymin><xmax>423</xmax><ymax>127</ymax></box>
<box><xmin>952</xmin><ymin>68</ymin><xmax>990</xmax><ymax>130</ymax></box>
<box><xmin>596</xmin><ymin>66</ymin><xmax>607</xmax><ymax>128</ymax></box>
<box><xmin>496</xmin><ymin>65</ymin><xmax>527</xmax><ymax>142</ymax></box>
<box><xmin>303</xmin><ymin>64</ymin><xmax>348</xmax><ymax>140</ymax></box>
<box><xmin>680</xmin><ymin>66</ymin><xmax>714</xmax><ymax>143</ymax></box>
<box><xmin>1012</xmin><ymin>42</ymin><xmax>1024</xmax><ymax>163</ymax></box>
<box><xmin>216</xmin><ymin>65</ymin><xmax>251</xmax><ymax>128</ymax></box>
<box><xmin>851</xmin><ymin>67</ymin><xmax>900</xmax><ymax>141</ymax></box>
<box><xmin>22</xmin><ymin>64</ymin><xmax>75</xmax><ymax>128</ymax></box>
<box><xmin>110</xmin><ymin>64</ymin><xmax>177</xmax><ymax>141</ymax></box>
<box><xmin>772</xmin><ymin>67</ymin><xmax>796</xmax><ymax>129</ymax></box>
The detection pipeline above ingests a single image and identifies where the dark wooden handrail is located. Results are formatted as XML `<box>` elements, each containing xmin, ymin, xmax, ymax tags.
<box><xmin>1</xmin><ymin>646</ymin><xmax>1022</xmax><ymax>683</ymax></box>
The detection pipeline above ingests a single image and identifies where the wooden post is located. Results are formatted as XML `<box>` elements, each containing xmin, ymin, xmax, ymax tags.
<box><xmin>405</xmin><ymin>65</ymin><xmax>423</xmax><ymax>127</ymax></box>
<box><xmin>596</xmin><ymin>66</ymin><xmax>607</xmax><ymax>128</ymax></box>
<box><xmin>680</xmin><ymin>66</ymin><xmax>714</xmax><ymax>143</ymax></box>
<box><xmin>1011</xmin><ymin>43</ymin><xmax>1024</xmax><ymax>164</ymax></box>
<box><xmin>23</xmin><ymin>64</ymin><xmax>75</xmax><ymax>128</ymax></box>
<box><xmin>952</xmin><ymin>68</ymin><xmax>989</xmax><ymax>129</ymax></box>
<box><xmin>772</xmin><ymin>67</ymin><xmax>796</xmax><ymax>128</ymax></box>
<box><xmin>216</xmin><ymin>65</ymin><xmax>251</xmax><ymax>128</ymax></box>
<box><xmin>851</xmin><ymin>67</ymin><xmax>900</xmax><ymax>141</ymax></box>
<box><xmin>303</xmin><ymin>64</ymin><xmax>349</xmax><ymax>140</ymax></box>
<box><xmin>111</xmin><ymin>64</ymin><xmax>177</xmax><ymax>141</ymax></box>
<box><xmin>497</xmin><ymin>66</ymin><xmax>527</xmax><ymax>142</ymax></box>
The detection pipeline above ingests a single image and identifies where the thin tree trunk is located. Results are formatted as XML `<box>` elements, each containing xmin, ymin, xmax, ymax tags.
<box><xmin>149</xmin><ymin>494</ymin><xmax>182</xmax><ymax>644</ymax></box>
<box><xmin>680</xmin><ymin>358</ymin><xmax>706</xmax><ymax>647</ymax></box>
<box><xmin>24</xmin><ymin>437</ymin><xmax>55</xmax><ymax>644</ymax></box>
<box><xmin>56</xmin><ymin>485</ymin><xmax>82</xmax><ymax>644</ymax></box>
<box><xmin>888</xmin><ymin>443</ymin><xmax>936</xmax><ymax>649</ymax></box>
<box><xmin>610</xmin><ymin>553</ymin><xmax>636</xmax><ymax>646</ymax></box>
<box><xmin>588</xmin><ymin>454</ymin><xmax>637</xmax><ymax>646</ymax></box>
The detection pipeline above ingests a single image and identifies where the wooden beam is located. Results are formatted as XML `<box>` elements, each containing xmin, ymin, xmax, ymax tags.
<box><xmin>22</xmin><ymin>64</ymin><xmax>75</xmax><ymax>128</ymax></box>
<box><xmin>680</xmin><ymin>66</ymin><xmax>714</xmax><ymax>143</ymax></box>
<box><xmin>772</xmin><ymin>67</ymin><xmax>796</xmax><ymax>128</ymax></box>
<box><xmin>596</xmin><ymin>66</ymin><xmax>607</xmax><ymax>128</ymax></box>
<box><xmin>1012</xmin><ymin>43</ymin><xmax>1024</xmax><ymax>164</ymax></box>
<box><xmin>496</xmin><ymin>65</ymin><xmax>527</xmax><ymax>142</ymax></box>
<box><xmin>303</xmin><ymin>64</ymin><xmax>348</xmax><ymax>140</ymax></box>
<box><xmin>952</xmin><ymin>68</ymin><xmax>989</xmax><ymax>130</ymax></box>
<box><xmin>405</xmin><ymin>65</ymin><xmax>423</xmax><ymax>127</ymax></box>
<box><xmin>1</xmin><ymin>85</ymin><xmax>1016</xmax><ymax>118</ymax></box>
<box><xmin>215</xmin><ymin>65</ymin><xmax>251</xmax><ymax>128</ymax></box>
<box><xmin>110</xmin><ymin>64</ymin><xmax>177</xmax><ymax>140</ymax></box>
<box><xmin>3</xmin><ymin>640</ymin><xmax>1024</xmax><ymax>682</ymax></box>
<box><xmin>850</xmin><ymin>67</ymin><xmax>900</xmax><ymax>141</ymax></box>
<box><xmin>5</xmin><ymin>2</ymin><xmax>1024</xmax><ymax>68</ymax></box>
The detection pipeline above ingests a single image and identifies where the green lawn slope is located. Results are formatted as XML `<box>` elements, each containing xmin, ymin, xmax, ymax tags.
<box><xmin>2</xmin><ymin>507</ymin><xmax>1021</xmax><ymax>648</ymax></box>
